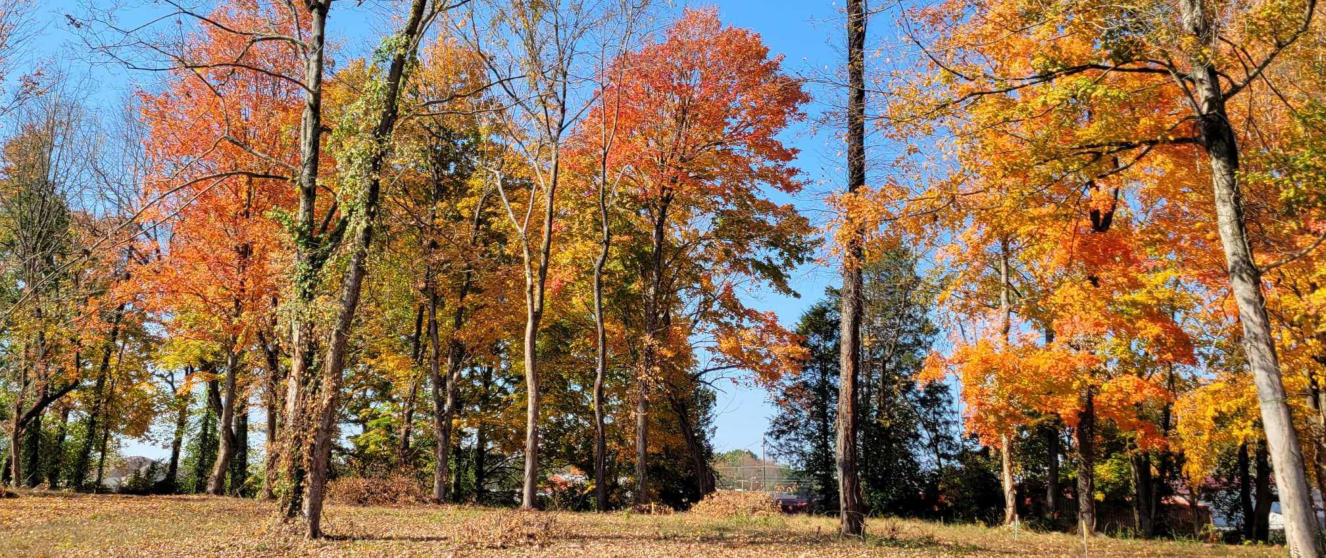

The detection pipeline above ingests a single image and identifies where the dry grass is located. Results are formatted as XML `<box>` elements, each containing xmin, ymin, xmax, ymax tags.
<box><xmin>0</xmin><ymin>491</ymin><xmax>1285</xmax><ymax>557</ymax></box>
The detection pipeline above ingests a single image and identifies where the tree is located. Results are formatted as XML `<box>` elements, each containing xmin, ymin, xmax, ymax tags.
<box><xmin>870</xmin><ymin>0</ymin><xmax>1318</xmax><ymax>548</ymax></box>
<box><xmin>769</xmin><ymin>296</ymin><xmax>840</xmax><ymax>513</ymax></box>
<box><xmin>837</xmin><ymin>0</ymin><xmax>867</xmax><ymax>537</ymax></box>
<box><xmin>298</xmin><ymin>0</ymin><xmax>440</xmax><ymax>537</ymax></box>
<box><xmin>133</xmin><ymin>5</ymin><xmax>301</xmax><ymax>494</ymax></box>
<box><xmin>581</xmin><ymin>7</ymin><xmax>810</xmax><ymax>504</ymax></box>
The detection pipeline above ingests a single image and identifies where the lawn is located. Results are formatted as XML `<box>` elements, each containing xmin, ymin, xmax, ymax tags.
<box><xmin>0</xmin><ymin>491</ymin><xmax>1283</xmax><ymax>557</ymax></box>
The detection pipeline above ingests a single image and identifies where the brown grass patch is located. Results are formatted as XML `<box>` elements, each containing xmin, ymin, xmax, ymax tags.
<box><xmin>0</xmin><ymin>490</ymin><xmax>1288</xmax><ymax>557</ymax></box>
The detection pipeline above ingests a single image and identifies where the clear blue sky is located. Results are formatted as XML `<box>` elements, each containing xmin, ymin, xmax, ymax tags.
<box><xmin>18</xmin><ymin>0</ymin><xmax>883</xmax><ymax>461</ymax></box>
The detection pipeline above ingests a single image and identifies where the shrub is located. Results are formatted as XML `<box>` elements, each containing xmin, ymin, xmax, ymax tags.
<box><xmin>688</xmin><ymin>490</ymin><xmax>778</xmax><ymax>519</ymax></box>
<box><xmin>326</xmin><ymin>473</ymin><xmax>428</xmax><ymax>506</ymax></box>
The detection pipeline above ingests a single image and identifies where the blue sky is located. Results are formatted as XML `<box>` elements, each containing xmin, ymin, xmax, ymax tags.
<box><xmin>17</xmin><ymin>0</ymin><xmax>884</xmax><ymax>461</ymax></box>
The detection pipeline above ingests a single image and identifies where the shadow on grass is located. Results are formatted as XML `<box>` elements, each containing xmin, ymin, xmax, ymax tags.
<box><xmin>550</xmin><ymin>526</ymin><xmax>988</xmax><ymax>554</ymax></box>
<box><xmin>324</xmin><ymin>533</ymin><xmax>452</xmax><ymax>543</ymax></box>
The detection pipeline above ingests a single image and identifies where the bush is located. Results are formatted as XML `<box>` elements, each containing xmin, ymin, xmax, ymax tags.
<box><xmin>326</xmin><ymin>473</ymin><xmax>428</xmax><ymax>506</ymax></box>
<box><xmin>688</xmin><ymin>490</ymin><xmax>778</xmax><ymax>519</ymax></box>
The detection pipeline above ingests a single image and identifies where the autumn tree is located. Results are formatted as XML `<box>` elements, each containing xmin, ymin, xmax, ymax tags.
<box><xmin>464</xmin><ymin>0</ymin><xmax>610</xmax><ymax>509</ymax></box>
<box><xmin>872</xmin><ymin>0</ymin><xmax>1324</xmax><ymax>550</ymax></box>
<box><xmin>580</xmin><ymin>7</ymin><xmax>811</xmax><ymax>504</ymax></box>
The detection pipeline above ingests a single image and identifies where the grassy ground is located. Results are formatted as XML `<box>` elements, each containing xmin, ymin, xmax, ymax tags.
<box><xmin>0</xmin><ymin>491</ymin><xmax>1284</xmax><ymax>557</ymax></box>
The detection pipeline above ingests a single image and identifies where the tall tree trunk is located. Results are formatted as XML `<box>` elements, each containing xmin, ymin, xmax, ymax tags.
<box><xmin>72</xmin><ymin>307</ymin><xmax>124</xmax><ymax>489</ymax></box>
<box><xmin>1130</xmin><ymin>451</ymin><xmax>1154</xmax><ymax>537</ymax></box>
<box><xmin>1046</xmin><ymin>423</ymin><xmax>1060</xmax><ymax>520</ymax></box>
<box><xmin>432</xmin><ymin>209</ymin><xmax>481</xmax><ymax>502</ymax></box>
<box><xmin>278</xmin><ymin>0</ymin><xmax>330</xmax><ymax>521</ymax></box>
<box><xmin>518</xmin><ymin>146</ymin><xmax>563</xmax><ymax>510</ymax></box>
<box><xmin>836</xmin><ymin>0</ymin><xmax>867</xmax><ymax>537</ymax></box>
<box><xmin>208</xmin><ymin>347</ymin><xmax>242</xmax><ymax>495</ymax></box>
<box><xmin>396</xmin><ymin>303</ymin><xmax>425</xmax><ymax>468</ymax></box>
<box><xmin>635</xmin><ymin>198</ymin><xmax>671</xmax><ymax>507</ymax></box>
<box><xmin>230</xmin><ymin>398</ymin><xmax>250</xmax><ymax>495</ymax></box>
<box><xmin>47</xmin><ymin>406</ymin><xmax>70</xmax><ymax>488</ymax></box>
<box><xmin>192</xmin><ymin>379</ymin><xmax>221</xmax><ymax>493</ymax></box>
<box><xmin>592</xmin><ymin>147</ymin><xmax>612</xmax><ymax>513</ymax></box>
<box><xmin>998</xmin><ymin>240</ymin><xmax>1017</xmax><ymax>526</ymax></box>
<box><xmin>435</xmin><ymin>338</ymin><xmax>465</xmax><ymax>502</ymax></box>
<box><xmin>22</xmin><ymin>406</ymin><xmax>42</xmax><ymax>487</ymax></box>
<box><xmin>472</xmin><ymin>364</ymin><xmax>492</xmax><ymax>504</ymax></box>
<box><xmin>1000</xmin><ymin>436</ymin><xmax>1016</xmax><ymax>525</ymax></box>
<box><xmin>1239</xmin><ymin>441</ymin><xmax>1255</xmax><ymax>540</ymax></box>
<box><xmin>521</xmin><ymin>284</ymin><xmax>543</xmax><ymax>509</ymax></box>
<box><xmin>301</xmin><ymin>1</ymin><xmax>431</xmax><ymax>537</ymax></box>
<box><xmin>1254</xmin><ymin>441</ymin><xmax>1272</xmax><ymax>542</ymax></box>
<box><xmin>259</xmin><ymin>333</ymin><xmax>282</xmax><ymax>500</ymax></box>
<box><xmin>426</xmin><ymin>282</ymin><xmax>445</xmax><ymax>501</ymax></box>
<box><xmin>1076</xmin><ymin>389</ymin><xmax>1095</xmax><ymax>535</ymax></box>
<box><xmin>165</xmin><ymin>377</ymin><xmax>190</xmax><ymax>493</ymax></box>
<box><xmin>1179</xmin><ymin>2</ymin><xmax>1322</xmax><ymax>555</ymax></box>
<box><xmin>669</xmin><ymin>392</ymin><xmax>714</xmax><ymax>498</ymax></box>
<box><xmin>93</xmin><ymin>377</ymin><xmax>117</xmax><ymax>492</ymax></box>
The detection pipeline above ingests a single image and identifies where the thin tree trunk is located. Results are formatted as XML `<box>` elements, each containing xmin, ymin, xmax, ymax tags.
<box><xmin>1130</xmin><ymin>451</ymin><xmax>1153</xmax><ymax>536</ymax></box>
<box><xmin>302</xmin><ymin>2</ymin><xmax>431</xmax><ymax>537</ymax></box>
<box><xmin>259</xmin><ymin>332</ymin><xmax>282</xmax><ymax>500</ymax></box>
<box><xmin>836</xmin><ymin>0</ymin><xmax>867</xmax><ymax>537</ymax></box>
<box><xmin>193</xmin><ymin>379</ymin><xmax>221</xmax><ymax>493</ymax></box>
<box><xmin>230</xmin><ymin>398</ymin><xmax>250</xmax><ymax>495</ymax></box>
<box><xmin>516</xmin><ymin>151</ymin><xmax>564</xmax><ymax>510</ymax></box>
<box><xmin>427</xmin><ymin>282</ymin><xmax>445</xmax><ymax>500</ymax></box>
<box><xmin>592</xmin><ymin>148</ymin><xmax>612</xmax><ymax>512</ymax></box>
<box><xmin>1076</xmin><ymin>389</ymin><xmax>1095</xmax><ymax>535</ymax></box>
<box><xmin>1000</xmin><ymin>436</ymin><xmax>1016</xmax><ymax>525</ymax></box>
<box><xmin>998</xmin><ymin>239</ymin><xmax>1016</xmax><ymax>526</ymax></box>
<box><xmin>1179</xmin><ymin>2</ymin><xmax>1321</xmax><ymax>555</ymax></box>
<box><xmin>669</xmin><ymin>392</ymin><xmax>714</xmax><ymax>497</ymax></box>
<box><xmin>93</xmin><ymin>377</ymin><xmax>117</xmax><ymax>492</ymax></box>
<box><xmin>72</xmin><ymin>307</ymin><xmax>124</xmax><ymax>489</ymax></box>
<box><xmin>398</xmin><ymin>303</ymin><xmax>425</xmax><ymax>467</ymax></box>
<box><xmin>521</xmin><ymin>287</ymin><xmax>543</xmax><ymax>509</ymax></box>
<box><xmin>47</xmin><ymin>406</ymin><xmax>70</xmax><ymax>488</ymax></box>
<box><xmin>208</xmin><ymin>347</ymin><xmax>242</xmax><ymax>495</ymax></box>
<box><xmin>435</xmin><ymin>333</ymin><xmax>466</xmax><ymax>502</ymax></box>
<box><xmin>472</xmin><ymin>364</ymin><xmax>492</xmax><ymax>503</ymax></box>
<box><xmin>1255</xmin><ymin>441</ymin><xmax>1272</xmax><ymax>542</ymax></box>
<box><xmin>635</xmin><ymin>198</ymin><xmax>671</xmax><ymax>507</ymax></box>
<box><xmin>1239</xmin><ymin>441</ymin><xmax>1254</xmax><ymax>540</ymax></box>
<box><xmin>432</xmin><ymin>198</ymin><xmax>483</xmax><ymax>502</ymax></box>
<box><xmin>1046</xmin><ymin>423</ymin><xmax>1060</xmax><ymax>520</ymax></box>
<box><xmin>165</xmin><ymin>376</ymin><xmax>189</xmax><ymax>493</ymax></box>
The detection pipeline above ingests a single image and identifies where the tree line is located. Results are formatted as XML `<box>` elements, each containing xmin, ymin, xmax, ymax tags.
<box><xmin>4</xmin><ymin>1</ymin><xmax>1326</xmax><ymax>556</ymax></box>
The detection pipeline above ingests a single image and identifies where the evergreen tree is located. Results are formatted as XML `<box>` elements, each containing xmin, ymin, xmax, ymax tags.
<box><xmin>768</xmin><ymin>294</ymin><xmax>840</xmax><ymax>513</ymax></box>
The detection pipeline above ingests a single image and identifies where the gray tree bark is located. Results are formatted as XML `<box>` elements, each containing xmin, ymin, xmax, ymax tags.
<box><xmin>1179</xmin><ymin>2</ymin><xmax>1322</xmax><ymax>554</ymax></box>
